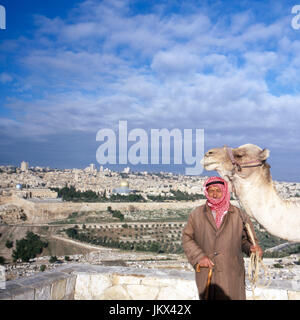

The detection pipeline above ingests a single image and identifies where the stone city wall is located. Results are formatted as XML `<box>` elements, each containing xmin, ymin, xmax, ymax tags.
<box><xmin>8</xmin><ymin>197</ymin><xmax>222</xmax><ymax>223</ymax></box>
<box><xmin>0</xmin><ymin>264</ymin><xmax>299</xmax><ymax>300</ymax></box>
<box><xmin>14</xmin><ymin>188</ymin><xmax>58</xmax><ymax>199</ymax></box>
<box><xmin>32</xmin><ymin>199</ymin><xmax>210</xmax><ymax>214</ymax></box>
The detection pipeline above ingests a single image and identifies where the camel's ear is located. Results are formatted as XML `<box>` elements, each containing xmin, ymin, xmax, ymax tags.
<box><xmin>233</xmin><ymin>148</ymin><xmax>246</xmax><ymax>157</ymax></box>
<box><xmin>259</xmin><ymin>148</ymin><xmax>270</xmax><ymax>160</ymax></box>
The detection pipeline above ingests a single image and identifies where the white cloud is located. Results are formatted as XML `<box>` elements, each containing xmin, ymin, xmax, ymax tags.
<box><xmin>1</xmin><ymin>0</ymin><xmax>300</xmax><ymax>154</ymax></box>
<box><xmin>0</xmin><ymin>73</ymin><xmax>13</xmax><ymax>83</ymax></box>
<box><xmin>151</xmin><ymin>49</ymin><xmax>202</xmax><ymax>75</ymax></box>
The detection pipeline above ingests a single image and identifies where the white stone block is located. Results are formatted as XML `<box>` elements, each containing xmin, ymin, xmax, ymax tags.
<box><xmin>172</xmin><ymin>279</ymin><xmax>198</xmax><ymax>300</ymax></box>
<box><xmin>51</xmin><ymin>279</ymin><xmax>67</xmax><ymax>300</ymax></box>
<box><xmin>74</xmin><ymin>273</ymin><xmax>113</xmax><ymax>300</ymax></box>
<box><xmin>113</xmin><ymin>274</ymin><xmax>142</xmax><ymax>286</ymax></box>
<box><xmin>35</xmin><ymin>285</ymin><xmax>51</xmax><ymax>300</ymax></box>
<box><xmin>74</xmin><ymin>274</ymin><xmax>91</xmax><ymax>300</ymax></box>
<box><xmin>141</xmin><ymin>277</ymin><xmax>175</xmax><ymax>287</ymax></box>
<box><xmin>90</xmin><ymin>274</ymin><xmax>113</xmax><ymax>299</ymax></box>
<box><xmin>11</xmin><ymin>287</ymin><xmax>35</xmax><ymax>300</ymax></box>
<box><xmin>100</xmin><ymin>285</ymin><xmax>131</xmax><ymax>300</ymax></box>
<box><xmin>65</xmin><ymin>275</ymin><xmax>76</xmax><ymax>297</ymax></box>
<box><xmin>127</xmin><ymin>284</ymin><xmax>159</xmax><ymax>300</ymax></box>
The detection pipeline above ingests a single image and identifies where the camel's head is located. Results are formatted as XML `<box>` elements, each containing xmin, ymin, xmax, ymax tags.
<box><xmin>202</xmin><ymin>143</ymin><xmax>270</xmax><ymax>181</ymax></box>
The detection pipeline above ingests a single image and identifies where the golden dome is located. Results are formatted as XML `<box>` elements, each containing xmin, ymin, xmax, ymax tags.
<box><xmin>120</xmin><ymin>180</ymin><xmax>129</xmax><ymax>187</ymax></box>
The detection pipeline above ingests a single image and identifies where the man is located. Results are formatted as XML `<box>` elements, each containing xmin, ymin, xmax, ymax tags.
<box><xmin>182</xmin><ymin>176</ymin><xmax>263</xmax><ymax>300</ymax></box>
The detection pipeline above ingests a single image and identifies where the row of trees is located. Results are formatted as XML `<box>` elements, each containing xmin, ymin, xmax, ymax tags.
<box><xmin>51</xmin><ymin>186</ymin><xmax>211</xmax><ymax>202</ymax></box>
<box><xmin>109</xmin><ymin>194</ymin><xmax>145</xmax><ymax>202</ymax></box>
<box><xmin>65</xmin><ymin>224</ymin><xmax>300</xmax><ymax>258</ymax></box>
<box><xmin>147</xmin><ymin>190</ymin><xmax>206</xmax><ymax>201</ymax></box>
<box><xmin>65</xmin><ymin>227</ymin><xmax>183</xmax><ymax>254</ymax></box>
<box><xmin>50</xmin><ymin>186</ymin><xmax>101</xmax><ymax>202</ymax></box>
<box><xmin>50</xmin><ymin>186</ymin><xmax>145</xmax><ymax>202</ymax></box>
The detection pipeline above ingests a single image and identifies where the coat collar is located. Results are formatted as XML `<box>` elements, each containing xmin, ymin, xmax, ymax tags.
<box><xmin>204</xmin><ymin>202</ymin><xmax>235</xmax><ymax>233</ymax></box>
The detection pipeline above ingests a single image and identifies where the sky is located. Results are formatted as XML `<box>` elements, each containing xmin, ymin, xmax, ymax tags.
<box><xmin>1</xmin><ymin>0</ymin><xmax>300</xmax><ymax>181</ymax></box>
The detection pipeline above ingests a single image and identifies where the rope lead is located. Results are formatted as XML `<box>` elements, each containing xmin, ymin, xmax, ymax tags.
<box><xmin>245</xmin><ymin>223</ymin><xmax>271</xmax><ymax>299</ymax></box>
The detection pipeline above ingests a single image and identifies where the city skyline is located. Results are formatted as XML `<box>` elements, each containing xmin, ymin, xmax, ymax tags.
<box><xmin>1</xmin><ymin>1</ymin><xmax>300</xmax><ymax>181</ymax></box>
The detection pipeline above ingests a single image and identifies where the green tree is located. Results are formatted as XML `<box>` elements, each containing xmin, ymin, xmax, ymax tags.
<box><xmin>0</xmin><ymin>256</ymin><xmax>5</xmax><ymax>264</ymax></box>
<box><xmin>40</xmin><ymin>264</ymin><xmax>46</xmax><ymax>272</ymax></box>
<box><xmin>149</xmin><ymin>241</ymin><xmax>160</xmax><ymax>252</ymax></box>
<box><xmin>66</xmin><ymin>228</ymin><xmax>78</xmax><ymax>238</ymax></box>
<box><xmin>5</xmin><ymin>240</ymin><xmax>13</xmax><ymax>249</ymax></box>
<box><xmin>12</xmin><ymin>232</ymin><xmax>48</xmax><ymax>262</ymax></box>
<box><xmin>49</xmin><ymin>256</ymin><xmax>58</xmax><ymax>263</ymax></box>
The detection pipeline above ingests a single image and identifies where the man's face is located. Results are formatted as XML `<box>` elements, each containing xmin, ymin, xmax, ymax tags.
<box><xmin>207</xmin><ymin>185</ymin><xmax>223</xmax><ymax>199</ymax></box>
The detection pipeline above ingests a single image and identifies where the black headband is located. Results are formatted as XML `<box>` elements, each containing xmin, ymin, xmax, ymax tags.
<box><xmin>205</xmin><ymin>181</ymin><xmax>224</xmax><ymax>187</ymax></box>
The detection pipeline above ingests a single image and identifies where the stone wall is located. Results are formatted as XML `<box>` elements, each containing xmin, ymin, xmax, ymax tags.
<box><xmin>4</xmin><ymin>196</ymin><xmax>244</xmax><ymax>223</ymax></box>
<box><xmin>31</xmin><ymin>199</ymin><xmax>209</xmax><ymax>217</ymax></box>
<box><xmin>13</xmin><ymin>188</ymin><xmax>58</xmax><ymax>199</ymax></box>
<box><xmin>6</xmin><ymin>197</ymin><xmax>216</xmax><ymax>223</ymax></box>
<box><xmin>74</xmin><ymin>265</ymin><xmax>198</xmax><ymax>300</ymax></box>
<box><xmin>0</xmin><ymin>265</ymin><xmax>76</xmax><ymax>300</ymax></box>
<box><xmin>0</xmin><ymin>264</ymin><xmax>299</xmax><ymax>300</ymax></box>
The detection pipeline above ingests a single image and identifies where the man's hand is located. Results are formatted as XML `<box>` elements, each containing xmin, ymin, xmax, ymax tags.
<box><xmin>250</xmin><ymin>244</ymin><xmax>263</xmax><ymax>258</ymax></box>
<box><xmin>198</xmin><ymin>256</ymin><xmax>215</xmax><ymax>268</ymax></box>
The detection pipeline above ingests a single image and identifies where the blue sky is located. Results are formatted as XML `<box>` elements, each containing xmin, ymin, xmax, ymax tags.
<box><xmin>1</xmin><ymin>0</ymin><xmax>300</xmax><ymax>181</ymax></box>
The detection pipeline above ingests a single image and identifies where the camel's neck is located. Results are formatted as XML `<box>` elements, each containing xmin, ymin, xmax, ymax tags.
<box><xmin>232</xmin><ymin>170</ymin><xmax>279</xmax><ymax>217</ymax></box>
<box><xmin>216</xmin><ymin>166</ymin><xmax>300</xmax><ymax>242</ymax></box>
<box><xmin>230</xmin><ymin>168</ymin><xmax>300</xmax><ymax>241</ymax></box>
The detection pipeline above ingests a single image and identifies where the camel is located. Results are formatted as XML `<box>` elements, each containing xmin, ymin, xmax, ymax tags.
<box><xmin>201</xmin><ymin>143</ymin><xmax>300</xmax><ymax>242</ymax></box>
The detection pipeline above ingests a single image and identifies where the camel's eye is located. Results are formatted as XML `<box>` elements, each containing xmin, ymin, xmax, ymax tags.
<box><xmin>235</xmin><ymin>154</ymin><xmax>243</xmax><ymax>158</ymax></box>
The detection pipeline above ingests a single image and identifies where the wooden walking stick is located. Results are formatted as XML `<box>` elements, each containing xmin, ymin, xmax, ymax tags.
<box><xmin>204</xmin><ymin>268</ymin><xmax>213</xmax><ymax>300</ymax></box>
<box><xmin>196</xmin><ymin>264</ymin><xmax>213</xmax><ymax>300</ymax></box>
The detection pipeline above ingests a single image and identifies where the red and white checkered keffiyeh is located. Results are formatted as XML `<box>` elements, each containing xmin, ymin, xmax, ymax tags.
<box><xmin>204</xmin><ymin>176</ymin><xmax>230</xmax><ymax>228</ymax></box>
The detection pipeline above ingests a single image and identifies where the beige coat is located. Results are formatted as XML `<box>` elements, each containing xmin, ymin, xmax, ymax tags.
<box><xmin>182</xmin><ymin>202</ymin><xmax>258</xmax><ymax>300</ymax></box>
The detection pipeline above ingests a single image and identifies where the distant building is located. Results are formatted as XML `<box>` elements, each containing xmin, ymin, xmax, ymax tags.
<box><xmin>74</xmin><ymin>169</ymin><xmax>79</xmax><ymax>181</ymax></box>
<box><xmin>84</xmin><ymin>163</ymin><xmax>96</xmax><ymax>173</ymax></box>
<box><xmin>123</xmin><ymin>167</ymin><xmax>130</xmax><ymax>174</ymax></box>
<box><xmin>13</xmin><ymin>187</ymin><xmax>58</xmax><ymax>199</ymax></box>
<box><xmin>20</xmin><ymin>161</ymin><xmax>29</xmax><ymax>172</ymax></box>
<box><xmin>112</xmin><ymin>180</ymin><xmax>132</xmax><ymax>195</ymax></box>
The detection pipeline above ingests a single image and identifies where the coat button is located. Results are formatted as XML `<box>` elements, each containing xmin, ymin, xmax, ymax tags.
<box><xmin>214</xmin><ymin>252</ymin><xmax>218</xmax><ymax>256</ymax></box>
